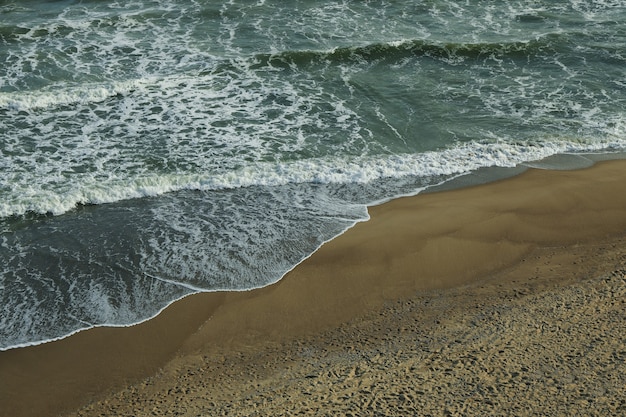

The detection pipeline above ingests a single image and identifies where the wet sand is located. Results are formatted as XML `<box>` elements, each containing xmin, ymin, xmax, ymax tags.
<box><xmin>1</xmin><ymin>160</ymin><xmax>625</xmax><ymax>417</ymax></box>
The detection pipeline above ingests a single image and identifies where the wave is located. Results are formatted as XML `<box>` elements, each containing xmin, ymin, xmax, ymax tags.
<box><xmin>2</xmin><ymin>27</ymin><xmax>614</xmax><ymax>112</ymax></box>
<box><xmin>246</xmin><ymin>34</ymin><xmax>573</xmax><ymax>70</ymax></box>
<box><xmin>2</xmin><ymin>137</ymin><xmax>625</xmax><ymax>219</ymax></box>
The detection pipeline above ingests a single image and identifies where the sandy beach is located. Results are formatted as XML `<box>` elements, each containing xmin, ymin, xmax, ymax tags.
<box><xmin>1</xmin><ymin>159</ymin><xmax>626</xmax><ymax>417</ymax></box>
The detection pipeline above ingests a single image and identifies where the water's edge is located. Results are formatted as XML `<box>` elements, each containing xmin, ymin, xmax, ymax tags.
<box><xmin>3</xmin><ymin>151</ymin><xmax>624</xmax><ymax>352</ymax></box>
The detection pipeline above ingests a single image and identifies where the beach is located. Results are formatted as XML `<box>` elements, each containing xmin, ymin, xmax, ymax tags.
<box><xmin>1</xmin><ymin>159</ymin><xmax>626</xmax><ymax>417</ymax></box>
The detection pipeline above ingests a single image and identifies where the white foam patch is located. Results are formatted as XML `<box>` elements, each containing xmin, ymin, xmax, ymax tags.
<box><xmin>0</xmin><ymin>79</ymin><xmax>153</xmax><ymax>111</ymax></box>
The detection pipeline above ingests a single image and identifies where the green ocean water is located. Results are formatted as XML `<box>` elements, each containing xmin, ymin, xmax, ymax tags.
<box><xmin>1</xmin><ymin>0</ymin><xmax>625</xmax><ymax>350</ymax></box>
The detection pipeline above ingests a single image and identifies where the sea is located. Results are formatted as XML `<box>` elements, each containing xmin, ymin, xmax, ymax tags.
<box><xmin>1</xmin><ymin>0</ymin><xmax>625</xmax><ymax>351</ymax></box>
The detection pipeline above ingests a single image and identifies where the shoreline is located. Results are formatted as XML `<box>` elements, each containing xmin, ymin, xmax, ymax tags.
<box><xmin>1</xmin><ymin>159</ymin><xmax>626</xmax><ymax>417</ymax></box>
<box><xmin>0</xmin><ymin>152</ymin><xmax>621</xmax><ymax>354</ymax></box>
<box><xmin>2</xmin><ymin>152</ymin><xmax>622</xmax><ymax>354</ymax></box>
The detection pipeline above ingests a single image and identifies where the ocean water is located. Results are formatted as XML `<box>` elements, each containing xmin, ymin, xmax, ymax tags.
<box><xmin>1</xmin><ymin>0</ymin><xmax>625</xmax><ymax>350</ymax></box>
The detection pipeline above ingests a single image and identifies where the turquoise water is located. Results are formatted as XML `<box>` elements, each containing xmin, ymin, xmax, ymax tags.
<box><xmin>1</xmin><ymin>0</ymin><xmax>625</xmax><ymax>350</ymax></box>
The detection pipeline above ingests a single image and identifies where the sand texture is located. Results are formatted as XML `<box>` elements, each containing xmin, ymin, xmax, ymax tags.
<box><xmin>72</xmin><ymin>242</ymin><xmax>626</xmax><ymax>417</ymax></box>
<box><xmin>1</xmin><ymin>160</ymin><xmax>626</xmax><ymax>417</ymax></box>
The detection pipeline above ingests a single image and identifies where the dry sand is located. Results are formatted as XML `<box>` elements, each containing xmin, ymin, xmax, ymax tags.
<box><xmin>1</xmin><ymin>160</ymin><xmax>626</xmax><ymax>416</ymax></box>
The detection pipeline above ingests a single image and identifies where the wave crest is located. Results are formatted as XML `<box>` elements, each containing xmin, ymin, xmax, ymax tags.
<box><xmin>248</xmin><ymin>34</ymin><xmax>569</xmax><ymax>70</ymax></box>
